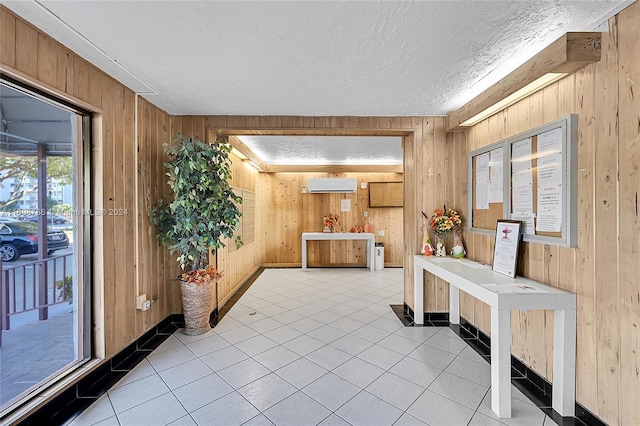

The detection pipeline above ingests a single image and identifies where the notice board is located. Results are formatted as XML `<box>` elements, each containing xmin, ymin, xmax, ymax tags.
<box><xmin>468</xmin><ymin>114</ymin><xmax>577</xmax><ymax>247</ymax></box>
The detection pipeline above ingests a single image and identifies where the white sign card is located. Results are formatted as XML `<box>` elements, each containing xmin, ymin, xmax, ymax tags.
<box><xmin>511</xmin><ymin>138</ymin><xmax>534</xmax><ymax>213</ymax></box>
<box><xmin>475</xmin><ymin>152</ymin><xmax>490</xmax><ymax>210</ymax></box>
<box><xmin>492</xmin><ymin>220</ymin><xmax>522</xmax><ymax>278</ymax></box>
<box><xmin>511</xmin><ymin>211</ymin><xmax>535</xmax><ymax>235</ymax></box>
<box><xmin>488</xmin><ymin>147</ymin><xmax>504</xmax><ymax>203</ymax></box>
<box><xmin>535</xmin><ymin>127</ymin><xmax>564</xmax><ymax>232</ymax></box>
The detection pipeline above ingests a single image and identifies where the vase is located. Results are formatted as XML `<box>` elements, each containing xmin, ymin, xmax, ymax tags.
<box><xmin>451</xmin><ymin>229</ymin><xmax>466</xmax><ymax>258</ymax></box>
<box><xmin>435</xmin><ymin>234</ymin><xmax>447</xmax><ymax>257</ymax></box>
<box><xmin>180</xmin><ymin>280</ymin><xmax>216</xmax><ymax>335</ymax></box>
<box><xmin>323</xmin><ymin>226</ymin><xmax>331</xmax><ymax>233</ymax></box>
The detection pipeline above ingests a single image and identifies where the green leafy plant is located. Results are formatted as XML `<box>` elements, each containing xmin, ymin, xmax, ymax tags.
<box><xmin>56</xmin><ymin>275</ymin><xmax>73</xmax><ymax>304</ymax></box>
<box><xmin>150</xmin><ymin>133</ymin><xmax>242</xmax><ymax>273</ymax></box>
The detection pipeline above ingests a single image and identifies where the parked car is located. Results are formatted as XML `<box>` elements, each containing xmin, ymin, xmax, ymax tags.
<box><xmin>0</xmin><ymin>220</ymin><xmax>69</xmax><ymax>261</ymax></box>
<box><xmin>23</xmin><ymin>214</ymin><xmax>71</xmax><ymax>225</ymax></box>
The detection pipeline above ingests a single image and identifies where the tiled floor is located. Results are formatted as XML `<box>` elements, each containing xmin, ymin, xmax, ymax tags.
<box><xmin>69</xmin><ymin>268</ymin><xmax>558</xmax><ymax>426</ymax></box>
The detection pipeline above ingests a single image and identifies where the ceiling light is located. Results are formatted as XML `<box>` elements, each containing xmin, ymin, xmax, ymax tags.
<box><xmin>447</xmin><ymin>32</ymin><xmax>601</xmax><ymax>131</ymax></box>
<box><xmin>458</xmin><ymin>73</ymin><xmax>568</xmax><ymax>127</ymax></box>
<box><xmin>242</xmin><ymin>159</ymin><xmax>262</xmax><ymax>172</ymax></box>
<box><xmin>230</xmin><ymin>147</ymin><xmax>248</xmax><ymax>161</ymax></box>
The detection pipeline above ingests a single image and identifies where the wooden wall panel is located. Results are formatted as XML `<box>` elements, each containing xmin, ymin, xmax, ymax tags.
<box><xmin>14</xmin><ymin>18</ymin><xmax>37</xmax><ymax>77</ymax></box>
<box><xmin>617</xmin><ymin>4</ymin><xmax>640</xmax><ymax>425</ymax></box>
<box><xmin>593</xmin><ymin>18</ymin><xmax>620</xmax><ymax>424</ymax></box>
<box><xmin>458</xmin><ymin>4</ymin><xmax>640</xmax><ymax>423</ymax></box>
<box><xmin>256</xmin><ymin>172</ymin><xmax>403</xmax><ymax>267</ymax></box>
<box><xmin>0</xmin><ymin>10</ymin><xmax>16</xmax><ymax>67</ymax></box>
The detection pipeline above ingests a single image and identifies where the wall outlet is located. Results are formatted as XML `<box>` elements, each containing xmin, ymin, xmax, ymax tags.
<box><xmin>136</xmin><ymin>294</ymin><xmax>147</xmax><ymax>310</ymax></box>
<box><xmin>378</xmin><ymin>230</ymin><xmax>385</xmax><ymax>237</ymax></box>
<box><xmin>361</xmin><ymin>182</ymin><xmax>367</xmax><ymax>189</ymax></box>
<box><xmin>363</xmin><ymin>211</ymin><xmax>368</xmax><ymax>217</ymax></box>
<box><xmin>142</xmin><ymin>300</ymin><xmax>151</xmax><ymax>311</ymax></box>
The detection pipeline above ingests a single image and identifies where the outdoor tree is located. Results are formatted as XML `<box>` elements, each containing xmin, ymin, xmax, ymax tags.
<box><xmin>0</xmin><ymin>155</ymin><xmax>73</xmax><ymax>210</ymax></box>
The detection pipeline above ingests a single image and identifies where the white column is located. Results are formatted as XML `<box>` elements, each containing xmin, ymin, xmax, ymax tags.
<box><xmin>552</xmin><ymin>309</ymin><xmax>576</xmax><ymax>416</ymax></box>
<box><xmin>491</xmin><ymin>307</ymin><xmax>512</xmax><ymax>418</ymax></box>
<box><xmin>368</xmin><ymin>237</ymin><xmax>374</xmax><ymax>272</ymax></box>
<box><xmin>449</xmin><ymin>285</ymin><xmax>460</xmax><ymax>325</ymax></box>
<box><xmin>301</xmin><ymin>236</ymin><xmax>308</xmax><ymax>271</ymax></box>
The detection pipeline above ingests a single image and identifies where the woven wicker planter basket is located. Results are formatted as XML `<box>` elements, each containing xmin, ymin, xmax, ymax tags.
<box><xmin>180</xmin><ymin>280</ymin><xmax>215</xmax><ymax>336</ymax></box>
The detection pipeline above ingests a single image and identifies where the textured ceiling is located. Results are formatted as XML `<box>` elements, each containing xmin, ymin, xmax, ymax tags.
<box><xmin>0</xmin><ymin>83</ymin><xmax>74</xmax><ymax>156</ymax></box>
<box><xmin>2</xmin><ymin>0</ymin><xmax>631</xmax><ymax>165</ymax></box>
<box><xmin>3</xmin><ymin>1</ymin><xmax>630</xmax><ymax>117</ymax></box>
<box><xmin>238</xmin><ymin>136</ymin><xmax>403</xmax><ymax>165</ymax></box>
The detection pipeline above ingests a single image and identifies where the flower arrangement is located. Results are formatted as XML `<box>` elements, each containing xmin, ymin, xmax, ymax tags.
<box><xmin>430</xmin><ymin>206</ymin><xmax>462</xmax><ymax>236</ymax></box>
<box><xmin>181</xmin><ymin>265</ymin><xmax>223</xmax><ymax>286</ymax></box>
<box><xmin>323</xmin><ymin>213</ymin><xmax>339</xmax><ymax>228</ymax></box>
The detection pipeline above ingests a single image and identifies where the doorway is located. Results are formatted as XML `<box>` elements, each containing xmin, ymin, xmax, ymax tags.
<box><xmin>0</xmin><ymin>79</ymin><xmax>90</xmax><ymax>412</ymax></box>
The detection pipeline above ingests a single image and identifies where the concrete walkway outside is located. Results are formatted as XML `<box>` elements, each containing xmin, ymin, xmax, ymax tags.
<box><xmin>0</xmin><ymin>311</ymin><xmax>75</xmax><ymax>408</ymax></box>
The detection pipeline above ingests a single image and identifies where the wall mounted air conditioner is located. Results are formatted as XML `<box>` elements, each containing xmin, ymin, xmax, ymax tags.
<box><xmin>307</xmin><ymin>178</ymin><xmax>357</xmax><ymax>193</ymax></box>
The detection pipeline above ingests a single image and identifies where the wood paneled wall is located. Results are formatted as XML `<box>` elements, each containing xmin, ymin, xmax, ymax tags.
<box><xmin>257</xmin><ymin>172</ymin><xmax>404</xmax><ymax>266</ymax></box>
<box><xmin>457</xmin><ymin>3</ymin><xmax>640</xmax><ymax>424</ymax></box>
<box><xmin>0</xmin><ymin>6</ymin><xmax>178</xmax><ymax>360</ymax></box>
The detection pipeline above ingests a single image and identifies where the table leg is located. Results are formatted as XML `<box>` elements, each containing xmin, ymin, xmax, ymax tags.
<box><xmin>367</xmin><ymin>240</ymin><xmax>376</xmax><ymax>272</ymax></box>
<box><xmin>302</xmin><ymin>238</ymin><xmax>308</xmax><ymax>271</ymax></box>
<box><xmin>413</xmin><ymin>264</ymin><xmax>424</xmax><ymax>325</ymax></box>
<box><xmin>449</xmin><ymin>285</ymin><xmax>460</xmax><ymax>325</ymax></box>
<box><xmin>552</xmin><ymin>309</ymin><xmax>576</xmax><ymax>416</ymax></box>
<box><xmin>491</xmin><ymin>307</ymin><xmax>512</xmax><ymax>418</ymax></box>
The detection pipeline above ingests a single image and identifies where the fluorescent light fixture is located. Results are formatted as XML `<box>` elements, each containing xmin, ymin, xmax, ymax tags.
<box><xmin>447</xmin><ymin>32</ymin><xmax>601</xmax><ymax>132</ymax></box>
<box><xmin>229</xmin><ymin>146</ymin><xmax>262</xmax><ymax>171</ymax></box>
<box><xmin>230</xmin><ymin>147</ymin><xmax>248</xmax><ymax>161</ymax></box>
<box><xmin>459</xmin><ymin>73</ymin><xmax>567</xmax><ymax>127</ymax></box>
<box><xmin>242</xmin><ymin>159</ymin><xmax>262</xmax><ymax>171</ymax></box>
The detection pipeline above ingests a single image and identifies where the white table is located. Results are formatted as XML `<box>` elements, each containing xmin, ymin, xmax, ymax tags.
<box><xmin>301</xmin><ymin>232</ymin><xmax>375</xmax><ymax>271</ymax></box>
<box><xmin>413</xmin><ymin>255</ymin><xmax>576</xmax><ymax>418</ymax></box>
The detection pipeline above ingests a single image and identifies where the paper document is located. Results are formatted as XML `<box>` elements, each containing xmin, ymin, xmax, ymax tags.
<box><xmin>488</xmin><ymin>148</ymin><xmax>504</xmax><ymax>203</ymax></box>
<box><xmin>484</xmin><ymin>284</ymin><xmax>547</xmax><ymax>294</ymax></box>
<box><xmin>475</xmin><ymin>152</ymin><xmax>490</xmax><ymax>209</ymax></box>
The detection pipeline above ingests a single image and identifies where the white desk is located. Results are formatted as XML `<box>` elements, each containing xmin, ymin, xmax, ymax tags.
<box><xmin>413</xmin><ymin>255</ymin><xmax>576</xmax><ymax>418</ymax></box>
<box><xmin>301</xmin><ymin>232</ymin><xmax>375</xmax><ymax>271</ymax></box>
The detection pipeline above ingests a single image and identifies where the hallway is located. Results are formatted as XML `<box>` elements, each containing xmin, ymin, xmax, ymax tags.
<box><xmin>70</xmin><ymin>268</ymin><xmax>554</xmax><ymax>426</ymax></box>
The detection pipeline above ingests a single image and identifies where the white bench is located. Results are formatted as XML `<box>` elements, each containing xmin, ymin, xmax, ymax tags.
<box><xmin>413</xmin><ymin>255</ymin><xmax>576</xmax><ymax>418</ymax></box>
<box><xmin>301</xmin><ymin>232</ymin><xmax>375</xmax><ymax>271</ymax></box>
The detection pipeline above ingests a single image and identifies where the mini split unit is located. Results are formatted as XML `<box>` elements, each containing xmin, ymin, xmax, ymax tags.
<box><xmin>307</xmin><ymin>178</ymin><xmax>357</xmax><ymax>193</ymax></box>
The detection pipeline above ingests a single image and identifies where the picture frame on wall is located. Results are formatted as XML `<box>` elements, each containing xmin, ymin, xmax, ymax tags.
<box><xmin>492</xmin><ymin>220</ymin><xmax>522</xmax><ymax>278</ymax></box>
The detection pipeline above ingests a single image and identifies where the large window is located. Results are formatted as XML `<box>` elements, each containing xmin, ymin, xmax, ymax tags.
<box><xmin>0</xmin><ymin>79</ymin><xmax>90</xmax><ymax>412</ymax></box>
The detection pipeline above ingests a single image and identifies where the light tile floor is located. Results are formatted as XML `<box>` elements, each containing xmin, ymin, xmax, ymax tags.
<box><xmin>69</xmin><ymin>268</ymin><xmax>558</xmax><ymax>426</ymax></box>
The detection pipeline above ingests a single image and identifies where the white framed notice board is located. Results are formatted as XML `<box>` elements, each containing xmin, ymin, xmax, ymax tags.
<box><xmin>468</xmin><ymin>114</ymin><xmax>577</xmax><ymax>247</ymax></box>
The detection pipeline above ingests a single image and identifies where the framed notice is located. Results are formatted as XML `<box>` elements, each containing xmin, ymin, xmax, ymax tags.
<box><xmin>492</xmin><ymin>220</ymin><xmax>522</xmax><ymax>278</ymax></box>
<box><xmin>468</xmin><ymin>114</ymin><xmax>577</xmax><ymax>247</ymax></box>
<box><xmin>369</xmin><ymin>182</ymin><xmax>403</xmax><ymax>207</ymax></box>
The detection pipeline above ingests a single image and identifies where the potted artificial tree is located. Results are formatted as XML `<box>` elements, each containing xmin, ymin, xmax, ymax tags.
<box><xmin>151</xmin><ymin>133</ymin><xmax>242</xmax><ymax>335</ymax></box>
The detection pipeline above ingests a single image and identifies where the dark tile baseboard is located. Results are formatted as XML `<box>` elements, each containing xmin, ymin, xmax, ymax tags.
<box><xmin>397</xmin><ymin>303</ymin><xmax>450</xmax><ymax>326</ymax></box>
<box><xmin>400</xmin><ymin>303</ymin><xmax>605</xmax><ymax>426</ymax></box>
<box><xmin>17</xmin><ymin>314</ymin><xmax>183</xmax><ymax>426</ymax></box>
